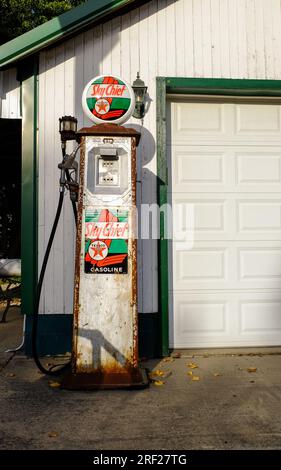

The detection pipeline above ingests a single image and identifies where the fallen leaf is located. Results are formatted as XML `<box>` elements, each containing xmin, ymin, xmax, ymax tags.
<box><xmin>247</xmin><ymin>367</ymin><xmax>257</xmax><ymax>373</ymax></box>
<box><xmin>153</xmin><ymin>380</ymin><xmax>165</xmax><ymax>386</ymax></box>
<box><xmin>48</xmin><ymin>432</ymin><xmax>59</xmax><ymax>438</ymax></box>
<box><xmin>6</xmin><ymin>373</ymin><xmax>15</xmax><ymax>378</ymax></box>
<box><xmin>48</xmin><ymin>381</ymin><xmax>61</xmax><ymax>389</ymax></box>
<box><xmin>191</xmin><ymin>376</ymin><xmax>200</xmax><ymax>381</ymax></box>
<box><xmin>213</xmin><ymin>373</ymin><xmax>222</xmax><ymax>377</ymax></box>
<box><xmin>187</xmin><ymin>371</ymin><xmax>193</xmax><ymax>376</ymax></box>
<box><xmin>250</xmin><ymin>380</ymin><xmax>255</xmax><ymax>383</ymax></box>
<box><xmin>187</xmin><ymin>362</ymin><xmax>198</xmax><ymax>369</ymax></box>
<box><xmin>162</xmin><ymin>357</ymin><xmax>175</xmax><ymax>363</ymax></box>
<box><xmin>151</xmin><ymin>369</ymin><xmax>165</xmax><ymax>377</ymax></box>
<box><xmin>171</xmin><ymin>352</ymin><xmax>181</xmax><ymax>359</ymax></box>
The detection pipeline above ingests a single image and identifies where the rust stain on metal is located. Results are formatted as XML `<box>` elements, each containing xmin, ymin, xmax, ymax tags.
<box><xmin>76</xmin><ymin>123</ymin><xmax>141</xmax><ymax>145</ymax></box>
<box><xmin>72</xmin><ymin>137</ymin><xmax>86</xmax><ymax>373</ymax></box>
<box><xmin>69</xmin><ymin>129</ymin><xmax>145</xmax><ymax>385</ymax></box>
<box><xmin>131</xmin><ymin>137</ymin><xmax>139</xmax><ymax>368</ymax></box>
<box><xmin>77</xmin><ymin>355</ymin><xmax>135</xmax><ymax>375</ymax></box>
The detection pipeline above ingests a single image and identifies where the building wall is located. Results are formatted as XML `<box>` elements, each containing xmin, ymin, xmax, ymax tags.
<box><xmin>38</xmin><ymin>0</ymin><xmax>281</xmax><ymax>315</ymax></box>
<box><xmin>0</xmin><ymin>68</ymin><xmax>20</xmax><ymax>119</ymax></box>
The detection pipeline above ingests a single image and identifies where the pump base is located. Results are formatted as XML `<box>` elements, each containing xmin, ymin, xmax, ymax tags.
<box><xmin>60</xmin><ymin>367</ymin><xmax>149</xmax><ymax>390</ymax></box>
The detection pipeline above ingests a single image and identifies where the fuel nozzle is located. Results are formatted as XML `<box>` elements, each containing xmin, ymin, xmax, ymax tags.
<box><xmin>58</xmin><ymin>145</ymin><xmax>80</xmax><ymax>201</ymax></box>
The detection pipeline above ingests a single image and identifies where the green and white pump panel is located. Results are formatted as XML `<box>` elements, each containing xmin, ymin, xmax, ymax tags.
<box><xmin>65</xmin><ymin>76</ymin><xmax>147</xmax><ymax>389</ymax></box>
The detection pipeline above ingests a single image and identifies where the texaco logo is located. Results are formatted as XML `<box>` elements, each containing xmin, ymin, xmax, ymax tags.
<box><xmin>82</xmin><ymin>74</ymin><xmax>135</xmax><ymax>125</ymax></box>
<box><xmin>95</xmin><ymin>98</ymin><xmax>110</xmax><ymax>115</ymax></box>
<box><xmin>88</xmin><ymin>241</ymin><xmax>108</xmax><ymax>261</ymax></box>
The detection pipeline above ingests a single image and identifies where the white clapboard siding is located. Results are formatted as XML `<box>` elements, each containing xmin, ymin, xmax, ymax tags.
<box><xmin>38</xmin><ymin>0</ymin><xmax>281</xmax><ymax>315</ymax></box>
<box><xmin>0</xmin><ymin>68</ymin><xmax>20</xmax><ymax>119</ymax></box>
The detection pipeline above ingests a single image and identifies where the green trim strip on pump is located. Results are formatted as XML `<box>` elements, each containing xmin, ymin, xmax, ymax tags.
<box><xmin>156</xmin><ymin>76</ymin><xmax>281</xmax><ymax>356</ymax></box>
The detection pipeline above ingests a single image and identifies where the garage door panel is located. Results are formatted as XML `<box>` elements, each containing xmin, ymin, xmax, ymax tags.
<box><xmin>171</xmin><ymin>147</ymin><xmax>230</xmax><ymax>192</ymax></box>
<box><xmin>237</xmin><ymin>199</ymin><xmax>281</xmax><ymax>239</ymax></box>
<box><xmin>239</xmin><ymin>248</ymin><xmax>281</xmax><ymax>283</ymax></box>
<box><xmin>173</xmin><ymin>242</ymin><xmax>281</xmax><ymax>290</ymax></box>
<box><xmin>170</xmin><ymin>292</ymin><xmax>281</xmax><ymax>348</ymax></box>
<box><xmin>171</xmin><ymin>146</ymin><xmax>281</xmax><ymax>193</ymax></box>
<box><xmin>235</xmin><ymin>104</ymin><xmax>281</xmax><ymax>135</ymax></box>
<box><xmin>240</xmin><ymin>300</ymin><xmax>281</xmax><ymax>335</ymax></box>
<box><xmin>236</xmin><ymin>151</ymin><xmax>281</xmax><ymax>187</ymax></box>
<box><xmin>172</xmin><ymin>102</ymin><xmax>228</xmax><ymax>140</ymax></box>
<box><xmin>171</xmin><ymin>194</ymin><xmax>231</xmax><ymax>240</ymax></box>
<box><xmin>169</xmin><ymin>102</ymin><xmax>281</xmax><ymax>145</ymax></box>
<box><xmin>171</xmin><ymin>194</ymin><xmax>281</xmax><ymax>241</ymax></box>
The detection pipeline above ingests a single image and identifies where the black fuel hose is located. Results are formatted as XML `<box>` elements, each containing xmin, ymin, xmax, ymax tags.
<box><xmin>32</xmin><ymin>181</ymin><xmax>77</xmax><ymax>376</ymax></box>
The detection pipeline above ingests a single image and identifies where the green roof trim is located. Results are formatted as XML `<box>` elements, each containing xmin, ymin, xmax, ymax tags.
<box><xmin>0</xmin><ymin>0</ymin><xmax>137</xmax><ymax>68</ymax></box>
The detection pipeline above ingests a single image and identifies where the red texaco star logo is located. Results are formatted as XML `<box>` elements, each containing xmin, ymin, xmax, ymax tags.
<box><xmin>95</xmin><ymin>99</ymin><xmax>110</xmax><ymax>115</ymax></box>
<box><xmin>88</xmin><ymin>240</ymin><xmax>108</xmax><ymax>261</ymax></box>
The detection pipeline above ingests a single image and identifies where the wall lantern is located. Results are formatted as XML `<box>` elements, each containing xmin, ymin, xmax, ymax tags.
<box><xmin>59</xmin><ymin>115</ymin><xmax>78</xmax><ymax>142</ymax></box>
<box><xmin>132</xmin><ymin>72</ymin><xmax>147</xmax><ymax>119</ymax></box>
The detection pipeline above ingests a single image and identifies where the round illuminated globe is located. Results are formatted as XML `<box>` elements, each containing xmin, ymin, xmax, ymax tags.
<box><xmin>82</xmin><ymin>75</ymin><xmax>135</xmax><ymax>125</ymax></box>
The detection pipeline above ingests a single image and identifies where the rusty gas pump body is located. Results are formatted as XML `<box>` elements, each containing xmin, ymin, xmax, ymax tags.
<box><xmin>62</xmin><ymin>123</ymin><xmax>148</xmax><ymax>389</ymax></box>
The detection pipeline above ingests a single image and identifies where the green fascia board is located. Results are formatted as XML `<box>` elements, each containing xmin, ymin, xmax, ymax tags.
<box><xmin>166</xmin><ymin>77</ymin><xmax>281</xmax><ymax>96</ymax></box>
<box><xmin>0</xmin><ymin>0</ymin><xmax>136</xmax><ymax>68</ymax></box>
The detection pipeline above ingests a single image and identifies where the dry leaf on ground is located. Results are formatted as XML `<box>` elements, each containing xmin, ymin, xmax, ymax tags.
<box><xmin>187</xmin><ymin>362</ymin><xmax>198</xmax><ymax>369</ymax></box>
<box><xmin>191</xmin><ymin>376</ymin><xmax>200</xmax><ymax>381</ymax></box>
<box><xmin>48</xmin><ymin>432</ymin><xmax>59</xmax><ymax>438</ymax></box>
<box><xmin>151</xmin><ymin>369</ymin><xmax>165</xmax><ymax>377</ymax></box>
<box><xmin>48</xmin><ymin>381</ymin><xmax>61</xmax><ymax>389</ymax></box>
<box><xmin>187</xmin><ymin>371</ymin><xmax>193</xmax><ymax>376</ymax></box>
<box><xmin>213</xmin><ymin>373</ymin><xmax>222</xmax><ymax>377</ymax></box>
<box><xmin>171</xmin><ymin>352</ymin><xmax>181</xmax><ymax>359</ymax></box>
<box><xmin>153</xmin><ymin>380</ymin><xmax>165</xmax><ymax>386</ymax></box>
<box><xmin>162</xmin><ymin>357</ymin><xmax>175</xmax><ymax>363</ymax></box>
<box><xmin>5</xmin><ymin>373</ymin><xmax>15</xmax><ymax>378</ymax></box>
<box><xmin>247</xmin><ymin>367</ymin><xmax>257</xmax><ymax>373</ymax></box>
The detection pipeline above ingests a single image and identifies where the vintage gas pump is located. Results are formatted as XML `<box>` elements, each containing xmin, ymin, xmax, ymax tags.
<box><xmin>61</xmin><ymin>75</ymin><xmax>148</xmax><ymax>389</ymax></box>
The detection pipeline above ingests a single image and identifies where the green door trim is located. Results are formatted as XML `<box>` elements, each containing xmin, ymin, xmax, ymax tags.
<box><xmin>18</xmin><ymin>56</ymin><xmax>39</xmax><ymax>318</ymax></box>
<box><xmin>156</xmin><ymin>76</ymin><xmax>281</xmax><ymax>356</ymax></box>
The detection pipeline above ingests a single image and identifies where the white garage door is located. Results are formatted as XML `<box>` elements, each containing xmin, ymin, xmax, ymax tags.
<box><xmin>168</xmin><ymin>98</ymin><xmax>281</xmax><ymax>348</ymax></box>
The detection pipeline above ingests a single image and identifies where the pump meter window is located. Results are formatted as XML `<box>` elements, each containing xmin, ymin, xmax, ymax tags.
<box><xmin>98</xmin><ymin>152</ymin><xmax>119</xmax><ymax>186</ymax></box>
<box><xmin>87</xmin><ymin>145</ymin><xmax>128</xmax><ymax>196</ymax></box>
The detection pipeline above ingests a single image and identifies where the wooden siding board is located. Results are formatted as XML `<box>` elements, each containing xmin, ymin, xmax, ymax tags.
<box><xmin>42</xmin><ymin>49</ymin><xmax>55</xmax><ymax>313</ymax></box>
<box><xmin>63</xmin><ymin>38</ymin><xmax>76</xmax><ymax>315</ymax></box>
<box><xmin>211</xmin><ymin>0</ymin><xmax>221</xmax><ymax>77</ymax></box>
<box><xmin>111</xmin><ymin>16</ymin><xmax>122</xmax><ymax>76</ymax></box>
<box><xmin>228</xmin><ymin>0</ymin><xmax>239</xmax><ymax>78</ymax></box>
<box><xmin>38</xmin><ymin>51</ymin><xmax>46</xmax><ymax>313</ymax></box>
<box><xmin>175</xmin><ymin>0</ymin><xmax>185</xmax><ymax>76</ymax></box>
<box><xmin>263</xmin><ymin>0</ymin><xmax>274</xmax><ymax>78</ymax></box>
<box><xmin>0</xmin><ymin>68</ymin><xmax>20</xmax><ymax>119</ymax></box>
<box><xmin>53</xmin><ymin>44</ymin><xmax>65</xmax><ymax>314</ymax></box>
<box><xmin>237</xmin><ymin>0</ymin><xmax>248</xmax><ymax>78</ymax></box>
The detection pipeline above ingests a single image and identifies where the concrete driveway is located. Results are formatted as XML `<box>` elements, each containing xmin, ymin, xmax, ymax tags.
<box><xmin>0</xmin><ymin>343</ymin><xmax>281</xmax><ymax>450</ymax></box>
